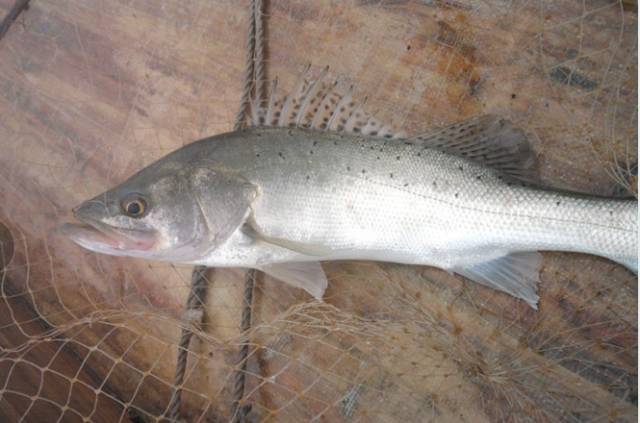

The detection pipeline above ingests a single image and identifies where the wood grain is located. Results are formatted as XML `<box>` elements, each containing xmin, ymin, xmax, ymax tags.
<box><xmin>0</xmin><ymin>1</ymin><xmax>636</xmax><ymax>422</ymax></box>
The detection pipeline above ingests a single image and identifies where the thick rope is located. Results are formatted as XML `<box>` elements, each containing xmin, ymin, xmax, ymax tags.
<box><xmin>253</xmin><ymin>0</ymin><xmax>267</xmax><ymax>104</ymax></box>
<box><xmin>229</xmin><ymin>269</ymin><xmax>256</xmax><ymax>422</ymax></box>
<box><xmin>167</xmin><ymin>266</ymin><xmax>209</xmax><ymax>421</ymax></box>
<box><xmin>167</xmin><ymin>0</ymin><xmax>264</xmax><ymax>421</ymax></box>
<box><xmin>233</xmin><ymin>0</ymin><xmax>258</xmax><ymax>130</ymax></box>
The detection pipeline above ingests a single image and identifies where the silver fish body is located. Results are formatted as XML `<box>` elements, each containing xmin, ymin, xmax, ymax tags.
<box><xmin>190</xmin><ymin>127</ymin><xmax>636</xmax><ymax>271</ymax></box>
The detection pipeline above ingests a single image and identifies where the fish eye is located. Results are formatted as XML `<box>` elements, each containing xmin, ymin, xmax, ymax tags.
<box><xmin>121</xmin><ymin>195</ymin><xmax>148</xmax><ymax>218</ymax></box>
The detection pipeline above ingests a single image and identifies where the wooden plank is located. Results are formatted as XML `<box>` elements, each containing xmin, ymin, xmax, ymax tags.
<box><xmin>0</xmin><ymin>1</ymin><xmax>636</xmax><ymax>422</ymax></box>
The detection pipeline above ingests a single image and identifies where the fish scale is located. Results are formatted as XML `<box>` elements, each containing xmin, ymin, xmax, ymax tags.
<box><xmin>200</xmin><ymin>127</ymin><xmax>635</xmax><ymax>272</ymax></box>
<box><xmin>61</xmin><ymin>70</ymin><xmax>637</xmax><ymax>308</ymax></box>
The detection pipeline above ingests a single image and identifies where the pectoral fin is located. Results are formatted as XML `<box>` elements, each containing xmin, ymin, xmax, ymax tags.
<box><xmin>243</xmin><ymin>221</ymin><xmax>335</xmax><ymax>257</ymax></box>
<box><xmin>259</xmin><ymin>262</ymin><xmax>328</xmax><ymax>300</ymax></box>
<box><xmin>453</xmin><ymin>252</ymin><xmax>543</xmax><ymax>309</ymax></box>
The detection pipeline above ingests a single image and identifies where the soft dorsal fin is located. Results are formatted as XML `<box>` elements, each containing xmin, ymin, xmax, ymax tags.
<box><xmin>412</xmin><ymin>115</ymin><xmax>538</xmax><ymax>184</ymax></box>
<box><xmin>250</xmin><ymin>65</ymin><xmax>403</xmax><ymax>138</ymax></box>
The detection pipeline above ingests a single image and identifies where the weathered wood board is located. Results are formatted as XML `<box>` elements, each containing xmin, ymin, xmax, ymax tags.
<box><xmin>0</xmin><ymin>1</ymin><xmax>637</xmax><ymax>422</ymax></box>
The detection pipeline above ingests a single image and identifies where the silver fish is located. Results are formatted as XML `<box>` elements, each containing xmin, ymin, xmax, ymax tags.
<box><xmin>60</xmin><ymin>73</ymin><xmax>637</xmax><ymax>308</ymax></box>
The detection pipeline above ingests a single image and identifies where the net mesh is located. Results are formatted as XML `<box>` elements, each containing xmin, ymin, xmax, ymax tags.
<box><xmin>0</xmin><ymin>0</ymin><xmax>637</xmax><ymax>422</ymax></box>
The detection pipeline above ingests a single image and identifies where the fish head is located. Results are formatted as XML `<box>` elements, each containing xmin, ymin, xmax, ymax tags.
<box><xmin>60</xmin><ymin>164</ymin><xmax>215</xmax><ymax>261</ymax></box>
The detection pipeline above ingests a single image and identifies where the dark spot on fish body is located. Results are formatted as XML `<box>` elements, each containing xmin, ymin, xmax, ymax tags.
<box><xmin>310</xmin><ymin>150</ymin><xmax>314</xmax><ymax>155</ymax></box>
<box><xmin>313</xmin><ymin>141</ymin><xmax>318</xmax><ymax>146</ymax></box>
<box><xmin>256</xmin><ymin>153</ymin><xmax>261</xmax><ymax>158</ymax></box>
<box><xmin>455</xmin><ymin>193</ymin><xmax>459</xmax><ymax>198</ymax></box>
<box><xmin>396</xmin><ymin>156</ymin><xmax>401</xmax><ymax>160</ymax></box>
<box><xmin>390</xmin><ymin>173</ymin><xmax>394</xmax><ymax>178</ymax></box>
<box><xmin>476</xmin><ymin>176</ymin><xmax>482</xmax><ymax>180</ymax></box>
<box><xmin>556</xmin><ymin>201</ymin><xmax>561</xmax><ymax>206</ymax></box>
<box><xmin>361</xmin><ymin>169</ymin><xmax>366</xmax><ymax>174</ymax></box>
<box><xmin>347</xmin><ymin>166</ymin><xmax>351</xmax><ymax>171</ymax></box>
<box><xmin>458</xmin><ymin>166</ymin><xmax>464</xmax><ymax>171</ymax></box>
<box><xmin>511</xmin><ymin>93</ymin><xmax>517</xmax><ymax>99</ymax></box>
<box><xmin>278</xmin><ymin>152</ymin><xmax>285</xmax><ymax>159</ymax></box>
<box><xmin>306</xmin><ymin>175</ymin><xmax>310</xmax><ymax>181</ymax></box>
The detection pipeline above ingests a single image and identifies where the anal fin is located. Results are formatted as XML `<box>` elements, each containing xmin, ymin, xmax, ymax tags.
<box><xmin>259</xmin><ymin>262</ymin><xmax>328</xmax><ymax>300</ymax></box>
<box><xmin>453</xmin><ymin>252</ymin><xmax>543</xmax><ymax>309</ymax></box>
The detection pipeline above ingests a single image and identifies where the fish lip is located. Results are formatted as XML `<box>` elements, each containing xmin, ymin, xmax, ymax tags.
<box><xmin>61</xmin><ymin>213</ymin><xmax>157</xmax><ymax>252</ymax></box>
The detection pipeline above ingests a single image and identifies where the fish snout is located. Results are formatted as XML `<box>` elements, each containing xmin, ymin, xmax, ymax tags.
<box><xmin>72</xmin><ymin>200</ymin><xmax>110</xmax><ymax>223</ymax></box>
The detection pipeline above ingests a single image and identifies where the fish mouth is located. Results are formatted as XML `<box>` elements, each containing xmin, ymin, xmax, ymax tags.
<box><xmin>58</xmin><ymin>217</ymin><xmax>157</xmax><ymax>254</ymax></box>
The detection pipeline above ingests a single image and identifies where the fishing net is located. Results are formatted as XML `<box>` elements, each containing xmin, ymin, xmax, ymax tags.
<box><xmin>0</xmin><ymin>0</ymin><xmax>637</xmax><ymax>422</ymax></box>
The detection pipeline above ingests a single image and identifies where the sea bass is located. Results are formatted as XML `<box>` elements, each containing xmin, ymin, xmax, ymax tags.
<box><xmin>60</xmin><ymin>72</ymin><xmax>638</xmax><ymax>308</ymax></box>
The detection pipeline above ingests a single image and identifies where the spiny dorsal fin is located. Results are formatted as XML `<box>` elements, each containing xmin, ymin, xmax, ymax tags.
<box><xmin>250</xmin><ymin>66</ymin><xmax>403</xmax><ymax>138</ymax></box>
<box><xmin>412</xmin><ymin>115</ymin><xmax>538</xmax><ymax>184</ymax></box>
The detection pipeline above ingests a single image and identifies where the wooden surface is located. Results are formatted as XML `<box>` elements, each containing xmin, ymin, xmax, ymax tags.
<box><xmin>0</xmin><ymin>1</ymin><xmax>637</xmax><ymax>422</ymax></box>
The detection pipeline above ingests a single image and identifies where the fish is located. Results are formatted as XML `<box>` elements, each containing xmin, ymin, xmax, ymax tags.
<box><xmin>59</xmin><ymin>69</ymin><xmax>638</xmax><ymax>309</ymax></box>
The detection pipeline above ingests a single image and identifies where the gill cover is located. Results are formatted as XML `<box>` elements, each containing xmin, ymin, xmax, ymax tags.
<box><xmin>189</xmin><ymin>167</ymin><xmax>259</xmax><ymax>251</ymax></box>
